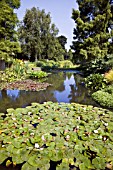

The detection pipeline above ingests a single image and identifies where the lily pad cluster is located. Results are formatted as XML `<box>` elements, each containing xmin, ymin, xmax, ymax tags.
<box><xmin>0</xmin><ymin>79</ymin><xmax>51</xmax><ymax>91</ymax></box>
<box><xmin>0</xmin><ymin>102</ymin><xmax>113</xmax><ymax>170</ymax></box>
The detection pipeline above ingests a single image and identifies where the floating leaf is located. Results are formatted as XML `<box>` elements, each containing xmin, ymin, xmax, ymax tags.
<box><xmin>12</xmin><ymin>140</ymin><xmax>22</xmax><ymax>149</ymax></box>
<box><xmin>22</xmin><ymin>162</ymin><xmax>37</xmax><ymax>170</ymax></box>
<box><xmin>56</xmin><ymin>162</ymin><xmax>69</xmax><ymax>170</ymax></box>
<box><xmin>6</xmin><ymin>144</ymin><xmax>14</xmax><ymax>154</ymax></box>
<box><xmin>0</xmin><ymin>153</ymin><xmax>8</xmax><ymax>164</ymax></box>
<box><xmin>28</xmin><ymin>155</ymin><xmax>39</xmax><ymax>167</ymax></box>
<box><xmin>12</xmin><ymin>154</ymin><xmax>24</xmax><ymax>164</ymax></box>
<box><xmin>79</xmin><ymin>163</ymin><xmax>87</xmax><ymax>170</ymax></box>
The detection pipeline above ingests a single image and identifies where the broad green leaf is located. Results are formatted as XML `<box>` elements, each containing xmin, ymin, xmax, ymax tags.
<box><xmin>56</xmin><ymin>162</ymin><xmax>69</xmax><ymax>170</ymax></box>
<box><xmin>79</xmin><ymin>163</ymin><xmax>87</xmax><ymax>170</ymax></box>
<box><xmin>28</xmin><ymin>155</ymin><xmax>39</xmax><ymax>167</ymax></box>
<box><xmin>12</xmin><ymin>154</ymin><xmax>24</xmax><ymax>164</ymax></box>
<box><xmin>0</xmin><ymin>154</ymin><xmax>8</xmax><ymax>164</ymax></box>
<box><xmin>22</xmin><ymin>162</ymin><xmax>37</xmax><ymax>170</ymax></box>
<box><xmin>12</xmin><ymin>139</ymin><xmax>22</xmax><ymax>149</ymax></box>
<box><xmin>40</xmin><ymin>164</ymin><xmax>50</xmax><ymax>170</ymax></box>
<box><xmin>6</xmin><ymin>144</ymin><xmax>14</xmax><ymax>153</ymax></box>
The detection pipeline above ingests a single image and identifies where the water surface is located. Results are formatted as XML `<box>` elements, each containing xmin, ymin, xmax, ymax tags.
<box><xmin>0</xmin><ymin>71</ymin><xmax>98</xmax><ymax>112</ymax></box>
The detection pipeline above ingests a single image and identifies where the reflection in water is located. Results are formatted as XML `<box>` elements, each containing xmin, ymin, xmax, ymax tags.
<box><xmin>7</xmin><ymin>90</ymin><xmax>19</xmax><ymax>99</ymax></box>
<box><xmin>0</xmin><ymin>71</ymin><xmax>98</xmax><ymax>112</ymax></box>
<box><xmin>54</xmin><ymin>74</ymin><xmax>77</xmax><ymax>102</ymax></box>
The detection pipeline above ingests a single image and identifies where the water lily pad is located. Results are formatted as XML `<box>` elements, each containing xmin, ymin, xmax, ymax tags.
<box><xmin>22</xmin><ymin>162</ymin><xmax>37</xmax><ymax>170</ymax></box>
<box><xmin>0</xmin><ymin>153</ymin><xmax>8</xmax><ymax>164</ymax></box>
<box><xmin>27</xmin><ymin>155</ymin><xmax>39</xmax><ymax>167</ymax></box>
<box><xmin>0</xmin><ymin>102</ymin><xmax>113</xmax><ymax>169</ymax></box>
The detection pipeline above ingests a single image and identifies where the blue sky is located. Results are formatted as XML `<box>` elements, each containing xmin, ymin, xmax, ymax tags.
<box><xmin>15</xmin><ymin>0</ymin><xmax>78</xmax><ymax>50</ymax></box>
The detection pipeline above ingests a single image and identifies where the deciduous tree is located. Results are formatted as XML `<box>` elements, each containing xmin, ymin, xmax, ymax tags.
<box><xmin>18</xmin><ymin>7</ymin><xmax>65</xmax><ymax>61</ymax></box>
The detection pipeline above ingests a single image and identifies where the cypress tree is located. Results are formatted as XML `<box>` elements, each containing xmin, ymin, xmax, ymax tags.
<box><xmin>0</xmin><ymin>0</ymin><xmax>21</xmax><ymax>61</ymax></box>
<box><xmin>71</xmin><ymin>0</ymin><xmax>113</xmax><ymax>63</ymax></box>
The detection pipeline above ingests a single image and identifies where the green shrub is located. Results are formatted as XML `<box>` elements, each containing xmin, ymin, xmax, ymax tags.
<box><xmin>0</xmin><ymin>59</ymin><xmax>28</xmax><ymax>83</ymax></box>
<box><xmin>106</xmin><ymin>54</ymin><xmax>113</xmax><ymax>68</ymax></box>
<box><xmin>28</xmin><ymin>70</ymin><xmax>48</xmax><ymax>79</ymax></box>
<box><xmin>36</xmin><ymin>60</ymin><xmax>60</xmax><ymax>70</ymax></box>
<box><xmin>36</xmin><ymin>60</ymin><xmax>74</xmax><ymax>70</ymax></box>
<box><xmin>103</xmin><ymin>85</ymin><xmax>113</xmax><ymax>94</ymax></box>
<box><xmin>85</xmin><ymin>73</ymin><xmax>107</xmax><ymax>91</ymax></box>
<box><xmin>92</xmin><ymin>90</ymin><xmax>113</xmax><ymax>108</ymax></box>
<box><xmin>58</xmin><ymin>60</ymin><xmax>74</xmax><ymax>68</ymax></box>
<box><xmin>36</xmin><ymin>61</ymin><xmax>46</xmax><ymax>68</ymax></box>
<box><xmin>28</xmin><ymin>62</ymin><xmax>36</xmax><ymax>67</ymax></box>
<box><xmin>79</xmin><ymin>58</ymin><xmax>108</xmax><ymax>76</ymax></box>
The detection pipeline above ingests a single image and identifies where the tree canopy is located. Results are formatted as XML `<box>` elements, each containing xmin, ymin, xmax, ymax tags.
<box><xmin>18</xmin><ymin>7</ymin><xmax>65</xmax><ymax>62</ymax></box>
<box><xmin>0</xmin><ymin>0</ymin><xmax>21</xmax><ymax>61</ymax></box>
<box><xmin>71</xmin><ymin>0</ymin><xmax>113</xmax><ymax>63</ymax></box>
<box><xmin>57</xmin><ymin>35</ymin><xmax>67</xmax><ymax>50</ymax></box>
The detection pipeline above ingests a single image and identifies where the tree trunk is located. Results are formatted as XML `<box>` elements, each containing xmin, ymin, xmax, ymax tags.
<box><xmin>0</xmin><ymin>60</ymin><xmax>5</xmax><ymax>70</ymax></box>
<box><xmin>35</xmin><ymin>53</ymin><xmax>38</xmax><ymax>62</ymax></box>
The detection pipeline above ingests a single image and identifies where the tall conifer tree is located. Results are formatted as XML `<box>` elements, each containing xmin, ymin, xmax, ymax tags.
<box><xmin>0</xmin><ymin>0</ymin><xmax>21</xmax><ymax>61</ymax></box>
<box><xmin>71</xmin><ymin>0</ymin><xmax>113</xmax><ymax>63</ymax></box>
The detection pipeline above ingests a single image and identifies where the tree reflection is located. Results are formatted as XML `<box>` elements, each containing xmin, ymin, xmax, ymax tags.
<box><xmin>0</xmin><ymin>71</ymin><xmax>98</xmax><ymax>113</ymax></box>
<box><xmin>68</xmin><ymin>74</ymin><xmax>97</xmax><ymax>105</ymax></box>
<box><xmin>47</xmin><ymin>72</ymin><xmax>65</xmax><ymax>92</ymax></box>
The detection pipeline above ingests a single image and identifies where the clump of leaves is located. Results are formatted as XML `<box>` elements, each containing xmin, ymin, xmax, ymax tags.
<box><xmin>58</xmin><ymin>60</ymin><xmax>74</xmax><ymax>68</ymax></box>
<box><xmin>36</xmin><ymin>60</ymin><xmax>74</xmax><ymax>70</ymax></box>
<box><xmin>106</xmin><ymin>54</ymin><xmax>113</xmax><ymax>68</ymax></box>
<box><xmin>0</xmin><ymin>102</ymin><xmax>113</xmax><ymax>170</ymax></box>
<box><xmin>92</xmin><ymin>90</ymin><xmax>113</xmax><ymax>108</ymax></box>
<box><xmin>92</xmin><ymin>85</ymin><xmax>113</xmax><ymax>108</ymax></box>
<box><xmin>79</xmin><ymin>58</ymin><xmax>110</xmax><ymax>76</ymax></box>
<box><xmin>104</xmin><ymin>69</ymin><xmax>113</xmax><ymax>84</ymax></box>
<box><xmin>36</xmin><ymin>60</ymin><xmax>46</xmax><ymax>67</ymax></box>
<box><xmin>36</xmin><ymin>60</ymin><xmax>60</xmax><ymax>70</ymax></box>
<box><xmin>85</xmin><ymin>73</ymin><xmax>107</xmax><ymax>91</ymax></box>
<box><xmin>28</xmin><ymin>71</ymin><xmax>48</xmax><ymax>79</ymax></box>
<box><xmin>0</xmin><ymin>59</ymin><xmax>28</xmax><ymax>83</ymax></box>
<box><xmin>104</xmin><ymin>85</ymin><xmax>113</xmax><ymax>94</ymax></box>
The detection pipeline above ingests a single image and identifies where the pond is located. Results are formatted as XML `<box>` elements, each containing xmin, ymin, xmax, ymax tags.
<box><xmin>0</xmin><ymin>71</ymin><xmax>99</xmax><ymax>113</ymax></box>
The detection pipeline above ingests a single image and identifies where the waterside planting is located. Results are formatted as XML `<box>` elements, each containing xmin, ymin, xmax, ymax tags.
<box><xmin>0</xmin><ymin>59</ymin><xmax>49</xmax><ymax>91</ymax></box>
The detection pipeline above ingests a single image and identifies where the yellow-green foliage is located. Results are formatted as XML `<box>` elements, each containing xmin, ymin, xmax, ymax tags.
<box><xmin>104</xmin><ymin>69</ymin><xmax>113</xmax><ymax>83</ymax></box>
<box><xmin>58</xmin><ymin>60</ymin><xmax>74</xmax><ymax>68</ymax></box>
<box><xmin>25</xmin><ymin>61</ymin><xmax>36</xmax><ymax>71</ymax></box>
<box><xmin>36</xmin><ymin>60</ymin><xmax>77</xmax><ymax>69</ymax></box>
<box><xmin>0</xmin><ymin>59</ymin><xmax>28</xmax><ymax>83</ymax></box>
